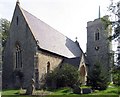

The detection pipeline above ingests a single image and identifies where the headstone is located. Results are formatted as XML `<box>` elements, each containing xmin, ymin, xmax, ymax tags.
<box><xmin>14</xmin><ymin>76</ymin><xmax>21</xmax><ymax>89</ymax></box>
<box><xmin>72</xmin><ymin>84</ymin><xmax>81</xmax><ymax>94</ymax></box>
<box><xmin>82</xmin><ymin>88</ymin><xmax>92</xmax><ymax>94</ymax></box>
<box><xmin>26</xmin><ymin>78</ymin><xmax>35</xmax><ymax>95</ymax></box>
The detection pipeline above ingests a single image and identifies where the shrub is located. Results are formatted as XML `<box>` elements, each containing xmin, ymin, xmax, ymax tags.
<box><xmin>45</xmin><ymin>63</ymin><xmax>80</xmax><ymax>89</ymax></box>
<box><xmin>112</xmin><ymin>65</ymin><xmax>120</xmax><ymax>86</ymax></box>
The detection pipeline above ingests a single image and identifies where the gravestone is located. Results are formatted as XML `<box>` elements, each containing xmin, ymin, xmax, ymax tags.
<box><xmin>82</xmin><ymin>88</ymin><xmax>92</xmax><ymax>94</ymax></box>
<box><xmin>72</xmin><ymin>84</ymin><xmax>81</xmax><ymax>94</ymax></box>
<box><xmin>26</xmin><ymin>78</ymin><xmax>35</xmax><ymax>95</ymax></box>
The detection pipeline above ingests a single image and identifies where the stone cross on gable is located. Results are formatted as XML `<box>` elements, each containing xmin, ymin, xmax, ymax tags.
<box><xmin>16</xmin><ymin>0</ymin><xmax>20</xmax><ymax>5</ymax></box>
<box><xmin>75</xmin><ymin>37</ymin><xmax>78</xmax><ymax>41</ymax></box>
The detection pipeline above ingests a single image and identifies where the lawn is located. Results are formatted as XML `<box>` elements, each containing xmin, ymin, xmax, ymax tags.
<box><xmin>48</xmin><ymin>86</ymin><xmax>119</xmax><ymax>97</ymax></box>
<box><xmin>2</xmin><ymin>89</ymin><xmax>27</xmax><ymax>97</ymax></box>
<box><xmin>2</xmin><ymin>85</ymin><xmax>120</xmax><ymax>97</ymax></box>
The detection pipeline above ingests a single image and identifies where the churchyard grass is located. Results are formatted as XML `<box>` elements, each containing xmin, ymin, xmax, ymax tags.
<box><xmin>2</xmin><ymin>89</ymin><xmax>20</xmax><ymax>95</ymax></box>
<box><xmin>2</xmin><ymin>86</ymin><xmax>120</xmax><ymax>97</ymax></box>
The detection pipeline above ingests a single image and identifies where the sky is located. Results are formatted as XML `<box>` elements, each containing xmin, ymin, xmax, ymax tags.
<box><xmin>0</xmin><ymin>0</ymin><xmax>112</xmax><ymax>52</ymax></box>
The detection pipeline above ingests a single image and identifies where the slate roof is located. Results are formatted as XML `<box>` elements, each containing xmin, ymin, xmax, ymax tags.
<box><xmin>20</xmin><ymin>5</ymin><xmax>82</xmax><ymax>58</ymax></box>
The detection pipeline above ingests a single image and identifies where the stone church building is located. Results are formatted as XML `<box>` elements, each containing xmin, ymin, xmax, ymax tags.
<box><xmin>2</xmin><ymin>1</ymin><xmax>88</xmax><ymax>89</ymax></box>
<box><xmin>3</xmin><ymin>1</ymin><xmax>112</xmax><ymax>89</ymax></box>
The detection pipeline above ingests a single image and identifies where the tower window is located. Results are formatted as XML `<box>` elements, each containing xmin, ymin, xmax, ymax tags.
<box><xmin>17</xmin><ymin>16</ymin><xmax>19</xmax><ymax>25</ymax></box>
<box><xmin>95</xmin><ymin>33</ymin><xmax>99</xmax><ymax>40</ymax></box>
<box><xmin>95</xmin><ymin>29</ymin><xmax>100</xmax><ymax>41</ymax></box>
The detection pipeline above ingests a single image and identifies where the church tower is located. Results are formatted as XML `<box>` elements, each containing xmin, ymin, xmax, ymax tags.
<box><xmin>86</xmin><ymin>15</ymin><xmax>112</xmax><ymax>77</ymax></box>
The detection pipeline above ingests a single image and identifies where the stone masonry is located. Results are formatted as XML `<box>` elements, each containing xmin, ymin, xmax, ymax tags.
<box><xmin>87</xmin><ymin>18</ymin><xmax>112</xmax><ymax>78</ymax></box>
<box><xmin>2</xmin><ymin>2</ymin><xmax>87</xmax><ymax>89</ymax></box>
<box><xmin>37</xmin><ymin>51</ymin><xmax>63</xmax><ymax>88</ymax></box>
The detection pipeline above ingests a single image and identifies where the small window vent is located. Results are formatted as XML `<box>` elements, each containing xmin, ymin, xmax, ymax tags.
<box><xmin>17</xmin><ymin>16</ymin><xmax>19</xmax><ymax>25</ymax></box>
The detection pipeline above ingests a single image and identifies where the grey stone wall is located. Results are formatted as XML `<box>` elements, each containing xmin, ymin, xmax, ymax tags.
<box><xmin>2</xmin><ymin>4</ymin><xmax>36</xmax><ymax>89</ymax></box>
<box><xmin>2</xmin><ymin>4</ymin><xmax>64</xmax><ymax>89</ymax></box>
<box><xmin>38</xmin><ymin>51</ymin><xmax>62</xmax><ymax>78</ymax></box>
<box><xmin>36</xmin><ymin>51</ymin><xmax>63</xmax><ymax>88</ymax></box>
<box><xmin>87</xmin><ymin>18</ymin><xmax>112</xmax><ymax>75</ymax></box>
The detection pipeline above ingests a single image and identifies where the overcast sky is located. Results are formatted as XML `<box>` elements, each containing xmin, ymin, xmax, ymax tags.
<box><xmin>0</xmin><ymin>0</ymin><xmax>112</xmax><ymax>52</ymax></box>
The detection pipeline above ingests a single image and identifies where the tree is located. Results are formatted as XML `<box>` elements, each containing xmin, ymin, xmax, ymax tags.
<box><xmin>112</xmin><ymin>64</ymin><xmax>120</xmax><ymax>85</ymax></box>
<box><xmin>0</xmin><ymin>18</ymin><xmax>10</xmax><ymax>48</ymax></box>
<box><xmin>107</xmin><ymin>0</ymin><xmax>120</xmax><ymax>40</ymax></box>
<box><xmin>88</xmin><ymin>62</ymin><xmax>109</xmax><ymax>90</ymax></box>
<box><xmin>45</xmin><ymin>63</ymin><xmax>80</xmax><ymax>89</ymax></box>
<box><xmin>102</xmin><ymin>0</ymin><xmax>120</xmax><ymax>86</ymax></box>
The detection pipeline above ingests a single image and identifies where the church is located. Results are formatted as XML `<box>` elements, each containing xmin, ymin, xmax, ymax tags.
<box><xmin>3</xmin><ymin>1</ymin><xmax>112</xmax><ymax>89</ymax></box>
<box><xmin>2</xmin><ymin>1</ymin><xmax>88</xmax><ymax>89</ymax></box>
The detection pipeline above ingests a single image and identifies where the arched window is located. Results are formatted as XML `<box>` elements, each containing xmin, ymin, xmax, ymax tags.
<box><xmin>47</xmin><ymin>62</ymin><xmax>50</xmax><ymax>73</ymax></box>
<box><xmin>15</xmin><ymin>42</ymin><xmax>22</xmax><ymax>69</ymax></box>
<box><xmin>95</xmin><ymin>28</ymin><xmax>100</xmax><ymax>41</ymax></box>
